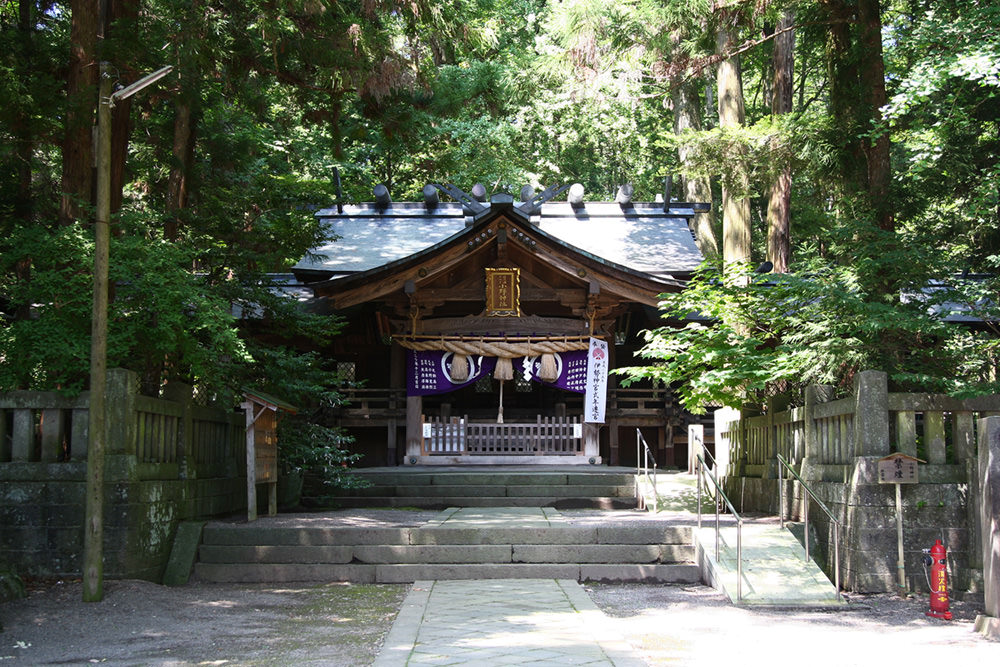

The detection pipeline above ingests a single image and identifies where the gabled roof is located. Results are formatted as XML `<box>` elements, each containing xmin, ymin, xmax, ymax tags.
<box><xmin>293</xmin><ymin>194</ymin><xmax>707</xmax><ymax>282</ymax></box>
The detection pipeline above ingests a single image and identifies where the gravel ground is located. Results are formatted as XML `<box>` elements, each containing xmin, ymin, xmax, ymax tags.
<box><xmin>1</xmin><ymin>578</ymin><xmax>995</xmax><ymax>666</ymax></box>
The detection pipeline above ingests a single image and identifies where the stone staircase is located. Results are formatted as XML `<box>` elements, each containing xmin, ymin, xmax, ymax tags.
<box><xmin>192</xmin><ymin>507</ymin><xmax>699</xmax><ymax>585</ymax></box>
<box><xmin>312</xmin><ymin>468</ymin><xmax>638</xmax><ymax>510</ymax></box>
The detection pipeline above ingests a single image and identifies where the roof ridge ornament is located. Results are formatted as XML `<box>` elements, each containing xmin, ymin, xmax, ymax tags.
<box><xmin>518</xmin><ymin>183</ymin><xmax>571</xmax><ymax>216</ymax></box>
<box><xmin>431</xmin><ymin>183</ymin><xmax>488</xmax><ymax>216</ymax></box>
<box><xmin>662</xmin><ymin>174</ymin><xmax>673</xmax><ymax>212</ymax></box>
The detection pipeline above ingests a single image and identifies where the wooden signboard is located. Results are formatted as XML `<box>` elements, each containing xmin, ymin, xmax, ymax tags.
<box><xmin>878</xmin><ymin>452</ymin><xmax>924</xmax><ymax>595</ymax></box>
<box><xmin>485</xmin><ymin>267</ymin><xmax>521</xmax><ymax>317</ymax></box>
<box><xmin>877</xmin><ymin>452</ymin><xmax>921</xmax><ymax>484</ymax></box>
<box><xmin>243</xmin><ymin>390</ymin><xmax>297</xmax><ymax>522</ymax></box>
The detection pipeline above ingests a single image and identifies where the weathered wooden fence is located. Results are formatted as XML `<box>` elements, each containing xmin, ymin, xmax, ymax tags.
<box><xmin>0</xmin><ymin>369</ymin><xmax>246</xmax><ymax>581</ymax></box>
<box><xmin>422</xmin><ymin>415</ymin><xmax>583</xmax><ymax>456</ymax></box>
<box><xmin>721</xmin><ymin>372</ymin><xmax>1000</xmax><ymax>476</ymax></box>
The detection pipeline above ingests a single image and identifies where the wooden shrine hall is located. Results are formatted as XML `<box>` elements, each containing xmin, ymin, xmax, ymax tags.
<box><xmin>292</xmin><ymin>182</ymin><xmax>711</xmax><ymax>467</ymax></box>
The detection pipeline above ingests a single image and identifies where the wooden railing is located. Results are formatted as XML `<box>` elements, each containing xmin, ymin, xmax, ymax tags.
<box><xmin>611</xmin><ymin>388</ymin><xmax>668</xmax><ymax>417</ymax></box>
<box><xmin>422</xmin><ymin>415</ymin><xmax>583</xmax><ymax>456</ymax></box>
<box><xmin>337</xmin><ymin>387</ymin><xmax>665</xmax><ymax>420</ymax></box>
<box><xmin>339</xmin><ymin>388</ymin><xmax>407</xmax><ymax>418</ymax></box>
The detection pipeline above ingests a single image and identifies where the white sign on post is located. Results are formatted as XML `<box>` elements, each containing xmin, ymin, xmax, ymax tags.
<box><xmin>584</xmin><ymin>337</ymin><xmax>608</xmax><ymax>423</ymax></box>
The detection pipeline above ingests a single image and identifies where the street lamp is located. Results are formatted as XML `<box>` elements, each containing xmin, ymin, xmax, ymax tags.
<box><xmin>83</xmin><ymin>63</ymin><xmax>173</xmax><ymax>603</ymax></box>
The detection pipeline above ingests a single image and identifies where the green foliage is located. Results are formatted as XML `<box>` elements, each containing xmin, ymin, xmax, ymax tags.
<box><xmin>620</xmin><ymin>246</ymin><xmax>1000</xmax><ymax>413</ymax></box>
<box><xmin>277</xmin><ymin>417</ymin><xmax>366</xmax><ymax>490</ymax></box>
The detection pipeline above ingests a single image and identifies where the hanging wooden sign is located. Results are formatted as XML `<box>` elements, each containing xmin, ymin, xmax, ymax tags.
<box><xmin>485</xmin><ymin>267</ymin><xmax>521</xmax><ymax>317</ymax></box>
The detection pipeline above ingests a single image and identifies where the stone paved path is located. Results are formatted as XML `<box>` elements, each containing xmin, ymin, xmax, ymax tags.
<box><xmin>373</xmin><ymin>579</ymin><xmax>644</xmax><ymax>666</ymax></box>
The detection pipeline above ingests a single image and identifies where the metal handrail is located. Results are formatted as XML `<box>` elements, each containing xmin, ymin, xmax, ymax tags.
<box><xmin>776</xmin><ymin>454</ymin><xmax>842</xmax><ymax>601</ymax></box>
<box><xmin>696</xmin><ymin>453</ymin><xmax>743</xmax><ymax>602</ymax></box>
<box><xmin>635</xmin><ymin>428</ymin><xmax>658</xmax><ymax>513</ymax></box>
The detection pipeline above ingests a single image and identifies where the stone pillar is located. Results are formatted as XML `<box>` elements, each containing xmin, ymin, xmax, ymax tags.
<box><xmin>713</xmin><ymin>406</ymin><xmax>739</xmax><ymax>477</ymax></box>
<box><xmin>583</xmin><ymin>423</ymin><xmax>601</xmax><ymax>463</ymax></box>
<box><xmin>688</xmin><ymin>424</ymin><xmax>704</xmax><ymax>474</ymax></box>
<box><xmin>405</xmin><ymin>395</ymin><xmax>423</xmax><ymax>464</ymax></box>
<box><xmin>801</xmin><ymin>383</ymin><xmax>834</xmax><ymax>480</ymax></box>
<box><xmin>975</xmin><ymin>416</ymin><xmax>1000</xmax><ymax>640</ymax></box>
<box><xmin>106</xmin><ymin>369</ymin><xmax>139</xmax><ymax>457</ymax></box>
<box><xmin>853</xmin><ymin>370</ymin><xmax>889</xmax><ymax>458</ymax></box>
<box><xmin>162</xmin><ymin>382</ymin><xmax>193</xmax><ymax>479</ymax></box>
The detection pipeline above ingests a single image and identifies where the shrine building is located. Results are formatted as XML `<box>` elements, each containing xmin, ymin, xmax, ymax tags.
<box><xmin>291</xmin><ymin>182</ymin><xmax>712</xmax><ymax>467</ymax></box>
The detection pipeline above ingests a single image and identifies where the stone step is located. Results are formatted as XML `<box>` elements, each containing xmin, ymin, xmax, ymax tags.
<box><xmin>323</xmin><ymin>496</ymin><xmax>637</xmax><ymax>509</ymax></box>
<box><xmin>348</xmin><ymin>471</ymin><xmax>637</xmax><ymax>487</ymax></box>
<box><xmin>197</xmin><ymin>543</ymin><xmax>693</xmax><ymax>565</ymax></box>
<box><xmin>326</xmin><ymin>484</ymin><xmax>635</xmax><ymax>498</ymax></box>
<box><xmin>194</xmin><ymin>520</ymin><xmax>698</xmax><ymax>584</ymax></box>
<box><xmin>201</xmin><ymin>524</ymin><xmax>691</xmax><ymax>546</ymax></box>
<box><xmin>323</xmin><ymin>469</ymin><xmax>640</xmax><ymax>509</ymax></box>
<box><xmin>193</xmin><ymin>562</ymin><xmax>702</xmax><ymax>584</ymax></box>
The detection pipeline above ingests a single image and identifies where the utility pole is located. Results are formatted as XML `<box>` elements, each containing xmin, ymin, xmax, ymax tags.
<box><xmin>83</xmin><ymin>63</ymin><xmax>172</xmax><ymax>603</ymax></box>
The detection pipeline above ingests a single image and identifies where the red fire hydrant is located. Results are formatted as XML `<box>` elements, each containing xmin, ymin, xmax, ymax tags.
<box><xmin>923</xmin><ymin>540</ymin><xmax>952</xmax><ymax>620</ymax></box>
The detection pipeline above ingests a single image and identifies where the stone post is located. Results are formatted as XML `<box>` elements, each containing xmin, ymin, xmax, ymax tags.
<box><xmin>801</xmin><ymin>383</ymin><xmax>834</xmax><ymax>480</ymax></box>
<box><xmin>763</xmin><ymin>395</ymin><xmax>790</xmax><ymax>479</ymax></box>
<box><xmin>583</xmin><ymin>423</ymin><xmax>601</xmax><ymax>463</ymax></box>
<box><xmin>105</xmin><ymin>369</ymin><xmax>138</xmax><ymax>457</ymax></box>
<box><xmin>162</xmin><ymin>382</ymin><xmax>194</xmax><ymax>479</ymax></box>
<box><xmin>975</xmin><ymin>416</ymin><xmax>1000</xmax><ymax>640</ymax></box>
<box><xmin>688</xmin><ymin>424</ymin><xmax>704</xmax><ymax>475</ymax></box>
<box><xmin>713</xmin><ymin>406</ymin><xmax>739</xmax><ymax>478</ymax></box>
<box><xmin>852</xmin><ymin>370</ymin><xmax>889</xmax><ymax>458</ymax></box>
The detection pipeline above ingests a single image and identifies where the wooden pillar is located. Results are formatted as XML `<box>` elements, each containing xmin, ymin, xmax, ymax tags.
<box><xmin>389</xmin><ymin>344</ymin><xmax>406</xmax><ymax>466</ymax></box>
<box><xmin>405</xmin><ymin>394</ymin><xmax>423</xmax><ymax>464</ymax></box>
<box><xmin>243</xmin><ymin>402</ymin><xmax>257</xmax><ymax>522</ymax></box>
<box><xmin>608</xmin><ymin>345</ymin><xmax>619</xmax><ymax>465</ymax></box>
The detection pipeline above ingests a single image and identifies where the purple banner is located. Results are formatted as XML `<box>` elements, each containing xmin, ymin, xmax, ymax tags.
<box><xmin>517</xmin><ymin>350</ymin><xmax>588</xmax><ymax>393</ymax></box>
<box><xmin>407</xmin><ymin>350</ymin><xmax>496</xmax><ymax>396</ymax></box>
<box><xmin>406</xmin><ymin>349</ymin><xmax>589</xmax><ymax>396</ymax></box>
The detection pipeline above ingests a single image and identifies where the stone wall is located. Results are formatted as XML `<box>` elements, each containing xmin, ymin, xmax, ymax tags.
<box><xmin>0</xmin><ymin>370</ymin><xmax>247</xmax><ymax>582</ymax></box>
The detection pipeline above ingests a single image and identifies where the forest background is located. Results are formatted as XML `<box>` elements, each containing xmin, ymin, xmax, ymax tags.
<box><xmin>1</xmin><ymin>0</ymin><xmax>999</xmax><ymax>412</ymax></box>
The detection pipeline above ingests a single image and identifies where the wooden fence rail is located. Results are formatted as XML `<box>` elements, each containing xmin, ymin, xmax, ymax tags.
<box><xmin>422</xmin><ymin>415</ymin><xmax>583</xmax><ymax>456</ymax></box>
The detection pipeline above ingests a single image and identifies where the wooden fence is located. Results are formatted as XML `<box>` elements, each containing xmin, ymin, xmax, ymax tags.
<box><xmin>720</xmin><ymin>370</ymin><xmax>1000</xmax><ymax>476</ymax></box>
<box><xmin>1</xmin><ymin>370</ymin><xmax>243</xmax><ymax>480</ymax></box>
<box><xmin>422</xmin><ymin>415</ymin><xmax>583</xmax><ymax>456</ymax></box>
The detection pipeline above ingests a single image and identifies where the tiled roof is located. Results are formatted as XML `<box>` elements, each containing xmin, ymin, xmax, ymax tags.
<box><xmin>293</xmin><ymin>197</ymin><xmax>706</xmax><ymax>279</ymax></box>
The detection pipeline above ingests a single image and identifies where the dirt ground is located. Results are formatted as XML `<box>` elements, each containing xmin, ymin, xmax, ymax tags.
<box><xmin>0</xmin><ymin>578</ymin><xmax>995</xmax><ymax>666</ymax></box>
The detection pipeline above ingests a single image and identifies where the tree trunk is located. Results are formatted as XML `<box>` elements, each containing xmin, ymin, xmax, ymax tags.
<box><xmin>673</xmin><ymin>78</ymin><xmax>718</xmax><ymax>257</ymax></box>
<box><xmin>716</xmin><ymin>19</ymin><xmax>751</xmax><ymax>266</ymax></box>
<box><xmin>14</xmin><ymin>0</ymin><xmax>33</xmax><ymax>223</ymax></box>
<box><xmin>59</xmin><ymin>0</ymin><xmax>99</xmax><ymax>226</ymax></box>
<box><xmin>858</xmin><ymin>0</ymin><xmax>893</xmax><ymax>233</ymax></box>
<box><xmin>106</xmin><ymin>0</ymin><xmax>141</xmax><ymax>215</ymax></box>
<box><xmin>166</xmin><ymin>98</ymin><xmax>195</xmax><ymax>240</ymax></box>
<box><xmin>824</xmin><ymin>0</ymin><xmax>865</xmax><ymax>196</ymax></box>
<box><xmin>766</xmin><ymin>10</ymin><xmax>794</xmax><ymax>273</ymax></box>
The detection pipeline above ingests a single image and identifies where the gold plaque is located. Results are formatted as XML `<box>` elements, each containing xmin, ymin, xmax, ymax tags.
<box><xmin>485</xmin><ymin>267</ymin><xmax>521</xmax><ymax>317</ymax></box>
